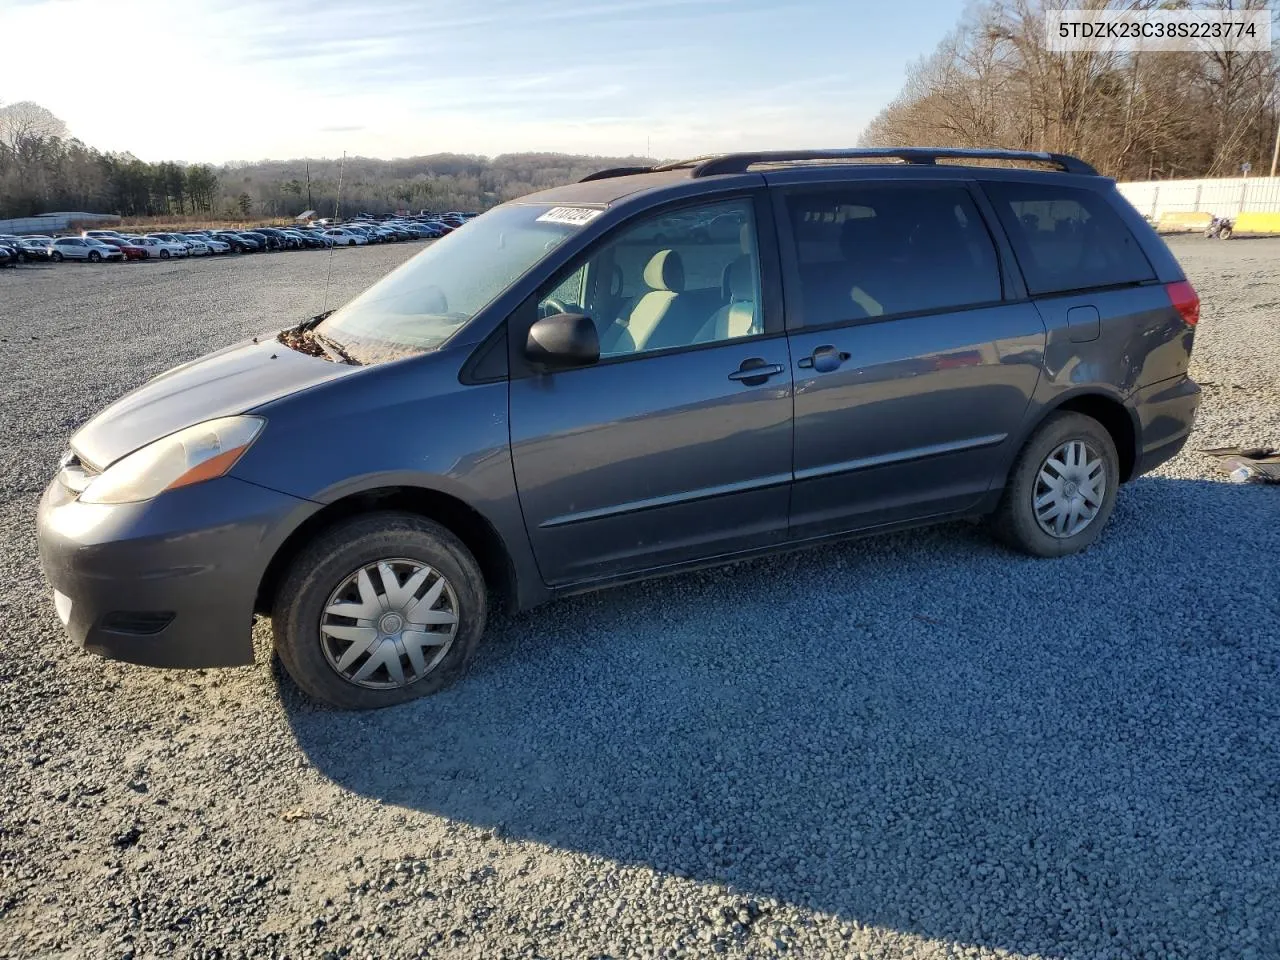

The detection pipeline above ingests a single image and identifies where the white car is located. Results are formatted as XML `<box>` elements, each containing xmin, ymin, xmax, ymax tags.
<box><xmin>147</xmin><ymin>233</ymin><xmax>200</xmax><ymax>255</ymax></box>
<box><xmin>197</xmin><ymin>235</ymin><xmax>231</xmax><ymax>254</ymax></box>
<box><xmin>48</xmin><ymin>237</ymin><xmax>124</xmax><ymax>262</ymax></box>
<box><xmin>180</xmin><ymin>236</ymin><xmax>210</xmax><ymax>256</ymax></box>
<box><xmin>323</xmin><ymin>228</ymin><xmax>367</xmax><ymax>246</ymax></box>
<box><xmin>129</xmin><ymin>236</ymin><xmax>188</xmax><ymax>259</ymax></box>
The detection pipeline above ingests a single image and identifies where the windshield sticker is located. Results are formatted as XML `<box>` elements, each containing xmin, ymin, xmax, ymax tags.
<box><xmin>536</xmin><ymin>206</ymin><xmax>604</xmax><ymax>227</ymax></box>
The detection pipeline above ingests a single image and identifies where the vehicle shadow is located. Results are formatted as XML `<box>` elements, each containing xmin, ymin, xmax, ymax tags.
<box><xmin>281</xmin><ymin>476</ymin><xmax>1280</xmax><ymax>957</ymax></box>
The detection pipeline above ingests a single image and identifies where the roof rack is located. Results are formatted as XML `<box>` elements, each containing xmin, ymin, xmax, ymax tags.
<box><xmin>577</xmin><ymin>148</ymin><xmax>1098</xmax><ymax>182</ymax></box>
<box><xmin>687</xmin><ymin>148</ymin><xmax>1098</xmax><ymax>178</ymax></box>
<box><xmin>578</xmin><ymin>156</ymin><xmax>724</xmax><ymax>182</ymax></box>
<box><xmin>578</xmin><ymin>165</ymin><xmax>657</xmax><ymax>182</ymax></box>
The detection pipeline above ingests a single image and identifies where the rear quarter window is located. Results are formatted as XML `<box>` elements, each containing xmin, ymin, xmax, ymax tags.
<box><xmin>982</xmin><ymin>181</ymin><xmax>1155</xmax><ymax>296</ymax></box>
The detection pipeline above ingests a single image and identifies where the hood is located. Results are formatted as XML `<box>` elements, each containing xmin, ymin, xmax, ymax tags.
<box><xmin>71</xmin><ymin>336</ymin><xmax>359</xmax><ymax>469</ymax></box>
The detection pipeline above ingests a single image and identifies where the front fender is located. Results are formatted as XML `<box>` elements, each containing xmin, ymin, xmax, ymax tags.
<box><xmin>230</xmin><ymin>353</ymin><xmax>545</xmax><ymax>610</ymax></box>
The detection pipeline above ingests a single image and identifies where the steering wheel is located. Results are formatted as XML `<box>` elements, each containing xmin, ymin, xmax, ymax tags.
<box><xmin>539</xmin><ymin>298</ymin><xmax>571</xmax><ymax>318</ymax></box>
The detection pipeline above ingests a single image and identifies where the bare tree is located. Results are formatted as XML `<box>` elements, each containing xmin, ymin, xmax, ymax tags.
<box><xmin>0</xmin><ymin>101</ymin><xmax>68</xmax><ymax>149</ymax></box>
<box><xmin>860</xmin><ymin>0</ymin><xmax>1280</xmax><ymax>180</ymax></box>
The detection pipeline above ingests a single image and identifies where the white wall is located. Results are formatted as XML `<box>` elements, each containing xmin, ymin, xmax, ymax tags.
<box><xmin>1117</xmin><ymin>177</ymin><xmax>1280</xmax><ymax>219</ymax></box>
<box><xmin>0</xmin><ymin>213</ymin><xmax>121</xmax><ymax>235</ymax></box>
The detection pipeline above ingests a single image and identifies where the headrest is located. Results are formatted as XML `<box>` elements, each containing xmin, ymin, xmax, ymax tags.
<box><xmin>725</xmin><ymin>256</ymin><xmax>755</xmax><ymax>301</ymax></box>
<box><xmin>643</xmin><ymin>249</ymin><xmax>684</xmax><ymax>292</ymax></box>
<box><xmin>840</xmin><ymin>214</ymin><xmax>913</xmax><ymax>260</ymax></box>
<box><xmin>739</xmin><ymin>222</ymin><xmax>752</xmax><ymax>253</ymax></box>
<box><xmin>839</xmin><ymin>216</ymin><xmax>878</xmax><ymax>259</ymax></box>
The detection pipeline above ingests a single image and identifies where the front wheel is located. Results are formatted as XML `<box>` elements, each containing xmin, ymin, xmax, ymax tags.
<box><xmin>87</xmin><ymin>250</ymin><xmax>101</xmax><ymax>263</ymax></box>
<box><xmin>1218</xmin><ymin>225</ymin><xmax>1233</xmax><ymax>240</ymax></box>
<box><xmin>990</xmin><ymin>411</ymin><xmax>1119</xmax><ymax>558</ymax></box>
<box><xmin>160</xmin><ymin>249</ymin><xmax>170</xmax><ymax>259</ymax></box>
<box><xmin>51</xmin><ymin>251</ymin><xmax>63</xmax><ymax>262</ymax></box>
<box><xmin>272</xmin><ymin>512</ymin><xmax>488</xmax><ymax>710</ymax></box>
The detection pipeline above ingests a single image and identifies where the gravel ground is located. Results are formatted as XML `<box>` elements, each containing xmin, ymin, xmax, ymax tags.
<box><xmin>1</xmin><ymin>237</ymin><xmax>1278</xmax><ymax>960</ymax></box>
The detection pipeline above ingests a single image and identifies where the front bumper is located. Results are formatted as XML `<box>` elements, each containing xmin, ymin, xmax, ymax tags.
<box><xmin>37</xmin><ymin>474</ymin><xmax>317</xmax><ymax>669</ymax></box>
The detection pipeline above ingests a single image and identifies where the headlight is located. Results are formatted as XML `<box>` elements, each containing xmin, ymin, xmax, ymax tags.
<box><xmin>79</xmin><ymin>416</ymin><xmax>265</xmax><ymax>504</ymax></box>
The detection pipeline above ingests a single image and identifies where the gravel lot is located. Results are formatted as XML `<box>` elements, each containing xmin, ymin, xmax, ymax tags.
<box><xmin>1</xmin><ymin>237</ymin><xmax>1278</xmax><ymax>960</ymax></box>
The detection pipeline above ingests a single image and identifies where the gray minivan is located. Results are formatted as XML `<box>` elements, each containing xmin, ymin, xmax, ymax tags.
<box><xmin>37</xmin><ymin>148</ymin><xmax>1201</xmax><ymax>709</ymax></box>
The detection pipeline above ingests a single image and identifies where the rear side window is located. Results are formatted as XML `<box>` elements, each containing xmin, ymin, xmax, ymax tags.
<box><xmin>782</xmin><ymin>184</ymin><xmax>1002</xmax><ymax>326</ymax></box>
<box><xmin>982</xmin><ymin>181</ymin><xmax>1155</xmax><ymax>295</ymax></box>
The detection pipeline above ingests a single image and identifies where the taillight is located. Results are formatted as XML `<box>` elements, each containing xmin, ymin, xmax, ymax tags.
<box><xmin>1166</xmin><ymin>280</ymin><xmax>1200</xmax><ymax>326</ymax></box>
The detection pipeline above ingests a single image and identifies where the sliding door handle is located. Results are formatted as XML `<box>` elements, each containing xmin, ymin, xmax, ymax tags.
<box><xmin>797</xmin><ymin>344</ymin><xmax>851</xmax><ymax>373</ymax></box>
<box><xmin>728</xmin><ymin>358</ymin><xmax>785</xmax><ymax>385</ymax></box>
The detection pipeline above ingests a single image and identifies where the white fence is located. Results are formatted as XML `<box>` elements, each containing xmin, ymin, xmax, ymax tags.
<box><xmin>1117</xmin><ymin>177</ymin><xmax>1280</xmax><ymax>219</ymax></box>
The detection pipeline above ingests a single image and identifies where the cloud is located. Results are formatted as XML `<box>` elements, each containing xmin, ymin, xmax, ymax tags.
<box><xmin>1</xmin><ymin>0</ymin><xmax>963</xmax><ymax>162</ymax></box>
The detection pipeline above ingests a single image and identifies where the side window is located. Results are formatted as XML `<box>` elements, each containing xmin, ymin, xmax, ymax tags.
<box><xmin>541</xmin><ymin>262</ymin><xmax>586</xmax><ymax>314</ymax></box>
<box><xmin>982</xmin><ymin>181</ymin><xmax>1155</xmax><ymax>296</ymax></box>
<box><xmin>537</xmin><ymin>199</ymin><xmax>763</xmax><ymax>358</ymax></box>
<box><xmin>783</xmin><ymin>184</ymin><xmax>1002</xmax><ymax>327</ymax></box>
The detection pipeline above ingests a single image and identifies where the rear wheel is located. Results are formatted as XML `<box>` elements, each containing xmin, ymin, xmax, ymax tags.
<box><xmin>272</xmin><ymin>512</ymin><xmax>488</xmax><ymax>710</ymax></box>
<box><xmin>990</xmin><ymin>411</ymin><xmax>1119</xmax><ymax>558</ymax></box>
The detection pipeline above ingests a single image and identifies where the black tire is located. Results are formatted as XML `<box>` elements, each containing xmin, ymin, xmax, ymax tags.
<box><xmin>160</xmin><ymin>249</ymin><xmax>170</xmax><ymax>259</ymax></box>
<box><xmin>272</xmin><ymin>512</ymin><xmax>488</xmax><ymax>710</ymax></box>
<box><xmin>989</xmin><ymin>411</ymin><xmax>1120</xmax><ymax>558</ymax></box>
<box><xmin>51</xmin><ymin>251</ymin><xmax>63</xmax><ymax>262</ymax></box>
<box><xmin>87</xmin><ymin>250</ymin><xmax>101</xmax><ymax>263</ymax></box>
<box><xmin>1219</xmin><ymin>226</ymin><xmax>1233</xmax><ymax>240</ymax></box>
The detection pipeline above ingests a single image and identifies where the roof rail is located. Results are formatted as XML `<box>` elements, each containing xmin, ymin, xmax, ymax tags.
<box><xmin>684</xmin><ymin>148</ymin><xmax>1099</xmax><ymax>178</ymax></box>
<box><xmin>578</xmin><ymin>165</ymin><xmax>655</xmax><ymax>182</ymax></box>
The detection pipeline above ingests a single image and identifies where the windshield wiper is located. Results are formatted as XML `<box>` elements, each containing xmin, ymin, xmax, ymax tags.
<box><xmin>311</xmin><ymin>330</ymin><xmax>360</xmax><ymax>366</ymax></box>
<box><xmin>301</xmin><ymin>309</ymin><xmax>335</xmax><ymax>331</ymax></box>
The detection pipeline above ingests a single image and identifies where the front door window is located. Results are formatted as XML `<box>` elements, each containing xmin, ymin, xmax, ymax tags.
<box><xmin>537</xmin><ymin>198</ymin><xmax>763</xmax><ymax>358</ymax></box>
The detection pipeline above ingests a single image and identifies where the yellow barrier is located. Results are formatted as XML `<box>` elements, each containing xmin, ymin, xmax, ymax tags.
<box><xmin>1232</xmin><ymin>211</ymin><xmax>1280</xmax><ymax>234</ymax></box>
<box><xmin>1156</xmin><ymin>211</ymin><xmax>1213</xmax><ymax>232</ymax></box>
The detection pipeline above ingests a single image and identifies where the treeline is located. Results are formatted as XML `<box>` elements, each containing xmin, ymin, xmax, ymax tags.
<box><xmin>860</xmin><ymin>0</ymin><xmax>1279</xmax><ymax>181</ymax></box>
<box><xmin>0</xmin><ymin>99</ymin><xmax>649</xmax><ymax>220</ymax></box>
<box><xmin>219</xmin><ymin>152</ymin><xmax>650</xmax><ymax>218</ymax></box>
<box><xmin>0</xmin><ymin>101</ymin><xmax>220</xmax><ymax>219</ymax></box>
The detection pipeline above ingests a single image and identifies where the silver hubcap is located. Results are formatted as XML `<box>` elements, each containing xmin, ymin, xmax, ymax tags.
<box><xmin>320</xmin><ymin>558</ymin><xmax>459</xmax><ymax>689</ymax></box>
<box><xmin>1034</xmin><ymin>440</ymin><xmax>1107</xmax><ymax>539</ymax></box>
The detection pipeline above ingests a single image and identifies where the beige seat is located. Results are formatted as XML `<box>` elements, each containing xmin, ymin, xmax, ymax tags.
<box><xmin>721</xmin><ymin>222</ymin><xmax>754</xmax><ymax>302</ymax></box>
<box><xmin>696</xmin><ymin>256</ymin><xmax>758</xmax><ymax>343</ymax></box>
<box><xmin>602</xmin><ymin>249</ymin><xmax>685</xmax><ymax>355</ymax></box>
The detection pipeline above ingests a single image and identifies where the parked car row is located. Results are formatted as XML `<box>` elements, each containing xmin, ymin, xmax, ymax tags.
<box><xmin>0</xmin><ymin>211</ymin><xmax>478</xmax><ymax>266</ymax></box>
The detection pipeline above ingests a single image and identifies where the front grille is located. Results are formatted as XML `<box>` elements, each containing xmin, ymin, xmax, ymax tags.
<box><xmin>99</xmin><ymin>611</ymin><xmax>176</xmax><ymax>636</ymax></box>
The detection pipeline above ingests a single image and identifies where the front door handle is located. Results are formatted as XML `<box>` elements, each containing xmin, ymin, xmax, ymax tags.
<box><xmin>797</xmin><ymin>344</ymin><xmax>851</xmax><ymax>373</ymax></box>
<box><xmin>728</xmin><ymin>357</ymin><xmax>785</xmax><ymax>385</ymax></box>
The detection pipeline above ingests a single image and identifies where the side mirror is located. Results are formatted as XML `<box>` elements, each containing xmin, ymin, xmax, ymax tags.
<box><xmin>525</xmin><ymin>313</ymin><xmax>600</xmax><ymax>369</ymax></box>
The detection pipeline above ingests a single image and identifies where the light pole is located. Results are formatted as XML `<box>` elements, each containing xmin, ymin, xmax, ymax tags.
<box><xmin>1270</xmin><ymin>117</ymin><xmax>1280</xmax><ymax>178</ymax></box>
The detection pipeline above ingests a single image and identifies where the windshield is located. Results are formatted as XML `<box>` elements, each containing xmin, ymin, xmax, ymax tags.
<box><xmin>315</xmin><ymin>202</ymin><xmax>591</xmax><ymax>365</ymax></box>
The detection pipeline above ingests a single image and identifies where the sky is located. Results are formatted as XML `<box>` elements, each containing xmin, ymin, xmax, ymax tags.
<box><xmin>0</xmin><ymin>0</ymin><xmax>966</xmax><ymax>164</ymax></box>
